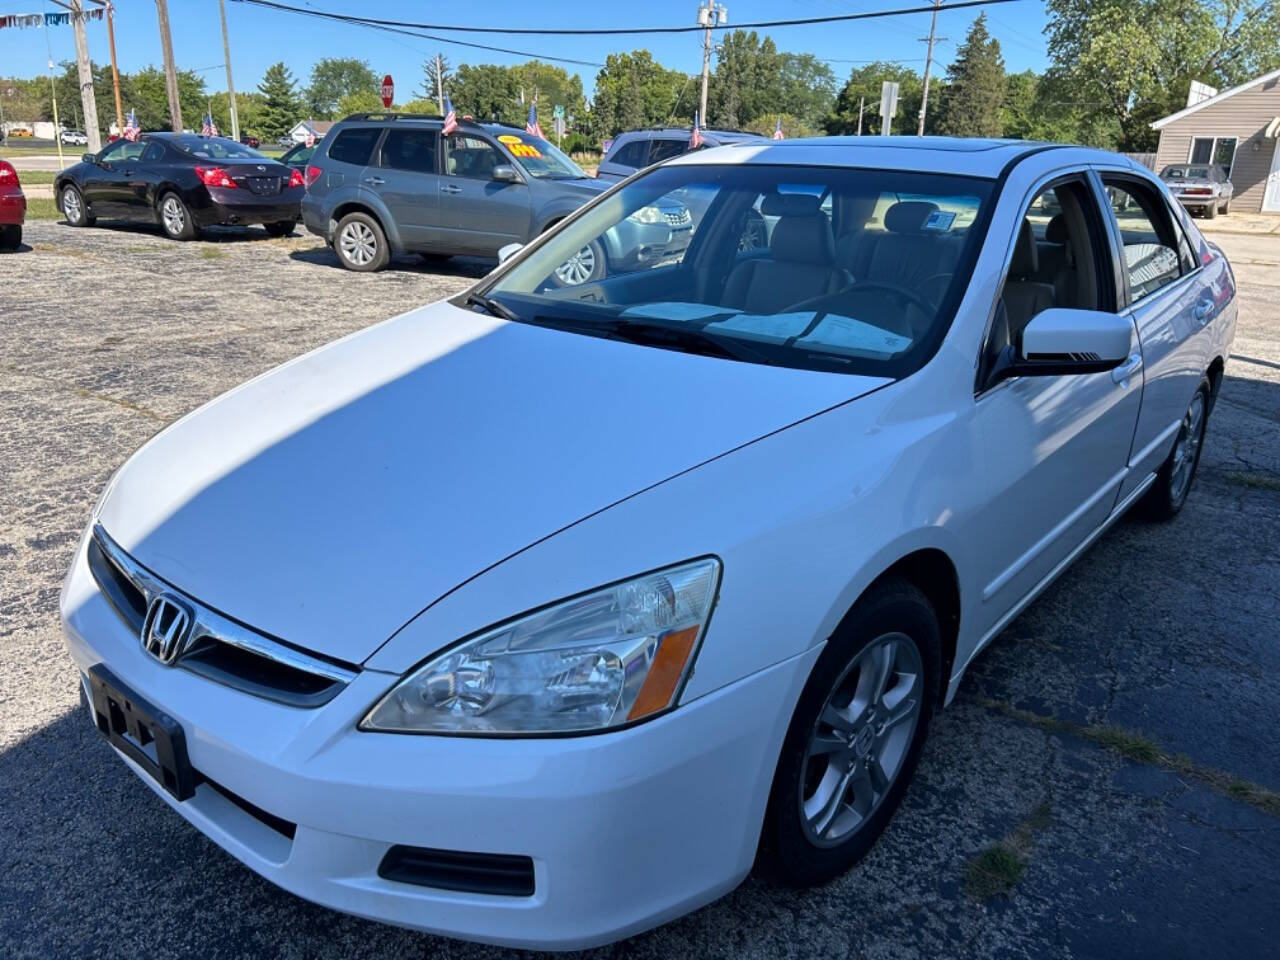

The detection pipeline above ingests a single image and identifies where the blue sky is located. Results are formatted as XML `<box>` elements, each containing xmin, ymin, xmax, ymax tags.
<box><xmin>2</xmin><ymin>0</ymin><xmax>1050</xmax><ymax>100</ymax></box>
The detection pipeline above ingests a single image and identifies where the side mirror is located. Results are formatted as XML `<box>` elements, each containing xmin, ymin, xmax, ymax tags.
<box><xmin>497</xmin><ymin>242</ymin><xmax>523</xmax><ymax>264</ymax></box>
<box><xmin>491</xmin><ymin>164</ymin><xmax>521</xmax><ymax>184</ymax></box>
<box><xmin>82</xmin><ymin>153</ymin><xmax>96</xmax><ymax>164</ymax></box>
<box><xmin>991</xmin><ymin>308</ymin><xmax>1131</xmax><ymax>383</ymax></box>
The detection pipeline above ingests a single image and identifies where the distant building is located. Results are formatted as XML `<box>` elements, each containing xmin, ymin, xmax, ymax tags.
<box><xmin>1151</xmin><ymin>67</ymin><xmax>1280</xmax><ymax>213</ymax></box>
<box><xmin>286</xmin><ymin>120</ymin><xmax>334</xmax><ymax>144</ymax></box>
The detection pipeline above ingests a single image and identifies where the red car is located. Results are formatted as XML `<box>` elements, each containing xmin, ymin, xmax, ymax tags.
<box><xmin>0</xmin><ymin>159</ymin><xmax>25</xmax><ymax>249</ymax></box>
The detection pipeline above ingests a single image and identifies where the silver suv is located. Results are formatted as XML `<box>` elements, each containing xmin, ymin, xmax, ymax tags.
<box><xmin>302</xmin><ymin>113</ymin><xmax>692</xmax><ymax>279</ymax></box>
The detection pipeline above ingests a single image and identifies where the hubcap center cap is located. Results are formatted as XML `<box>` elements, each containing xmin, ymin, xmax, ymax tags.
<box><xmin>852</xmin><ymin>724</ymin><xmax>875</xmax><ymax>757</ymax></box>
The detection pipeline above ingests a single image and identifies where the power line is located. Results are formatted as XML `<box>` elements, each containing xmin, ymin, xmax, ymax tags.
<box><xmin>229</xmin><ymin>0</ymin><xmax>1022</xmax><ymax>37</ymax></box>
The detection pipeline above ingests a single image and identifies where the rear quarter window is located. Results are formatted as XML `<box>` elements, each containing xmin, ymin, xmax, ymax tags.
<box><xmin>608</xmin><ymin>139</ymin><xmax>649</xmax><ymax>169</ymax></box>
<box><xmin>328</xmin><ymin>128</ymin><xmax>382</xmax><ymax>166</ymax></box>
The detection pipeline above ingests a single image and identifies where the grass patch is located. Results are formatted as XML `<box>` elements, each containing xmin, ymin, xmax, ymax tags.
<box><xmin>15</xmin><ymin>170</ymin><xmax>57</xmax><ymax>186</ymax></box>
<box><xmin>980</xmin><ymin>699</ymin><xmax>1280</xmax><ymax>818</ymax></box>
<box><xmin>198</xmin><ymin>247</ymin><xmax>227</xmax><ymax>260</ymax></box>
<box><xmin>1225</xmin><ymin>470</ymin><xmax>1280</xmax><ymax>492</ymax></box>
<box><xmin>965</xmin><ymin>844</ymin><xmax>1026</xmax><ymax>900</ymax></box>
<box><xmin>23</xmin><ymin>197</ymin><xmax>61</xmax><ymax>220</ymax></box>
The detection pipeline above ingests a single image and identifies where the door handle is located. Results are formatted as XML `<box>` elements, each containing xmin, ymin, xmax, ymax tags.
<box><xmin>1111</xmin><ymin>352</ymin><xmax>1143</xmax><ymax>385</ymax></box>
<box><xmin>1194</xmin><ymin>299</ymin><xmax>1214</xmax><ymax>324</ymax></box>
<box><xmin>122</xmin><ymin>169</ymin><xmax>134</xmax><ymax>176</ymax></box>
<box><xmin>440</xmin><ymin>184</ymin><xmax>462</xmax><ymax>194</ymax></box>
<box><xmin>363</xmin><ymin>176</ymin><xmax>385</xmax><ymax>185</ymax></box>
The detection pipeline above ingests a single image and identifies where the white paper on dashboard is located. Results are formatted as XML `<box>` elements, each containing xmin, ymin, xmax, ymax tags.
<box><xmin>798</xmin><ymin>314</ymin><xmax>912</xmax><ymax>356</ymax></box>
<box><xmin>706</xmin><ymin>312</ymin><xmax>815</xmax><ymax>343</ymax></box>
<box><xmin>620</xmin><ymin>302</ymin><xmax>739</xmax><ymax>322</ymax></box>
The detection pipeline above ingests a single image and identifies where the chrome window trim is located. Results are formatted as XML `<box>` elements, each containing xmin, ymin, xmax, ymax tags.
<box><xmin>92</xmin><ymin>524</ymin><xmax>358</xmax><ymax>686</ymax></box>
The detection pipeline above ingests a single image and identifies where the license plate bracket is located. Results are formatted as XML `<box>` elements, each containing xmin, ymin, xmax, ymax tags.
<box><xmin>88</xmin><ymin>664</ymin><xmax>195</xmax><ymax>801</ymax></box>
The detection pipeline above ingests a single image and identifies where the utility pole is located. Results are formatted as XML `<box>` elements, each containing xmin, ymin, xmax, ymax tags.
<box><xmin>917</xmin><ymin>0</ymin><xmax>944</xmax><ymax>136</ymax></box>
<box><xmin>696</xmin><ymin>0</ymin><xmax>726</xmax><ymax>127</ymax></box>
<box><xmin>435</xmin><ymin>54</ymin><xmax>444</xmax><ymax>113</ymax></box>
<box><xmin>218</xmin><ymin>0</ymin><xmax>239</xmax><ymax>140</ymax></box>
<box><xmin>51</xmin><ymin>0</ymin><xmax>102</xmax><ymax>151</ymax></box>
<box><xmin>857</xmin><ymin>95</ymin><xmax>865</xmax><ymax>136</ymax></box>
<box><xmin>154</xmin><ymin>0</ymin><xmax>183</xmax><ymax>132</ymax></box>
<box><xmin>104</xmin><ymin>0</ymin><xmax>124</xmax><ymax>136</ymax></box>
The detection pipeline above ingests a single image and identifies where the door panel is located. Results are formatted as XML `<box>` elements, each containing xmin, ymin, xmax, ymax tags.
<box><xmin>439</xmin><ymin>133</ymin><xmax>531</xmax><ymax>253</ymax></box>
<box><xmin>372</xmin><ymin>129</ymin><xmax>442</xmax><ymax>249</ymax></box>
<box><xmin>82</xmin><ymin>140</ymin><xmax>144</xmax><ymax>214</ymax></box>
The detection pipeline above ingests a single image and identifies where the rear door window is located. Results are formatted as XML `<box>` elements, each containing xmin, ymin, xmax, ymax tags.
<box><xmin>1102</xmin><ymin>178</ymin><xmax>1190</xmax><ymax>302</ymax></box>
<box><xmin>647</xmin><ymin>139</ymin><xmax>687</xmax><ymax>164</ymax></box>
<box><xmin>378</xmin><ymin>129</ymin><xmax>437</xmax><ymax>174</ymax></box>
<box><xmin>609</xmin><ymin>139</ymin><xmax>649</xmax><ymax>169</ymax></box>
<box><xmin>328</xmin><ymin>127</ymin><xmax>382</xmax><ymax>166</ymax></box>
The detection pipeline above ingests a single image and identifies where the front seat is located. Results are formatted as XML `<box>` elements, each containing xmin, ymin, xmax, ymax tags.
<box><xmin>721</xmin><ymin>194</ymin><xmax>849</xmax><ymax>314</ymax></box>
<box><xmin>1001</xmin><ymin>219</ymin><xmax>1055</xmax><ymax>341</ymax></box>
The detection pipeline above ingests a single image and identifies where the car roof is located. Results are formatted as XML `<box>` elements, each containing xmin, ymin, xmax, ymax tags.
<box><xmin>664</xmin><ymin>137</ymin><xmax>1130</xmax><ymax>178</ymax></box>
<box><xmin>616</xmin><ymin>127</ymin><xmax>764</xmax><ymax>142</ymax></box>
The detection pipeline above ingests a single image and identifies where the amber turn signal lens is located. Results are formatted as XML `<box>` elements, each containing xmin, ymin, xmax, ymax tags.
<box><xmin>627</xmin><ymin>626</ymin><xmax>700</xmax><ymax>721</ymax></box>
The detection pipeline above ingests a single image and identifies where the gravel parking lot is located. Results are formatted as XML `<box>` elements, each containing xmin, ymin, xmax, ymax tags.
<box><xmin>2</xmin><ymin>219</ymin><xmax>1278</xmax><ymax>959</ymax></box>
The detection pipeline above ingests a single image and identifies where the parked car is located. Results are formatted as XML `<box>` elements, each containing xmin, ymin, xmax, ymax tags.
<box><xmin>277</xmin><ymin>135</ymin><xmax>296</xmax><ymax>148</ymax></box>
<box><xmin>302</xmin><ymin>112</ymin><xmax>693</xmax><ymax>276</ymax></box>
<box><xmin>595</xmin><ymin>125</ymin><xmax>766</xmax><ymax>182</ymax></box>
<box><xmin>278</xmin><ymin>141</ymin><xmax>316</xmax><ymax>171</ymax></box>
<box><xmin>1160</xmin><ymin>163</ymin><xmax>1233</xmax><ymax>218</ymax></box>
<box><xmin>239</xmin><ymin>134</ymin><xmax>261</xmax><ymax>149</ymax></box>
<box><xmin>54</xmin><ymin>133</ymin><xmax>304</xmax><ymax>240</ymax></box>
<box><xmin>0</xmin><ymin>159</ymin><xmax>26</xmax><ymax>249</ymax></box>
<box><xmin>63</xmin><ymin>139</ymin><xmax>1234</xmax><ymax>951</ymax></box>
<box><xmin>60</xmin><ymin>129</ymin><xmax>89</xmax><ymax>146</ymax></box>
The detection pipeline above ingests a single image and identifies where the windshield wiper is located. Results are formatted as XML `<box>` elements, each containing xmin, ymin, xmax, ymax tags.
<box><xmin>465</xmin><ymin>292</ymin><xmax>520</xmax><ymax>322</ymax></box>
<box><xmin>610</xmin><ymin>318</ymin><xmax>776</xmax><ymax>365</ymax></box>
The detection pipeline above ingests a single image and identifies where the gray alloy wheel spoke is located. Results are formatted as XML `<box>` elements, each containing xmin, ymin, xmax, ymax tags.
<box><xmin>809</xmin><ymin>732</ymin><xmax>851</xmax><ymax>756</ymax></box>
<box><xmin>811</xmin><ymin>766</ymin><xmax>856</xmax><ymax>837</ymax></box>
<box><xmin>340</xmin><ymin>224</ymin><xmax>375</xmax><ymax>265</ymax></box>
<box><xmin>882</xmin><ymin>695</ymin><xmax>919</xmax><ymax>732</ymax></box>
<box><xmin>870</xmin><ymin>637</ymin><xmax>898</xmax><ymax>703</ymax></box>
<box><xmin>821</xmin><ymin>703</ymin><xmax>858</xmax><ymax>733</ymax></box>
<box><xmin>868</xmin><ymin>756</ymin><xmax>890</xmax><ymax>793</ymax></box>
<box><xmin>555</xmin><ymin>245</ymin><xmax>594</xmax><ymax>285</ymax></box>
<box><xmin>63</xmin><ymin>188</ymin><xmax>81</xmax><ymax>221</ymax></box>
<box><xmin>850</xmin><ymin>767</ymin><xmax>875</xmax><ymax>816</ymax></box>
<box><xmin>162</xmin><ymin>198</ymin><xmax>183</xmax><ymax>234</ymax></box>
<box><xmin>1171</xmin><ymin>393</ymin><xmax>1205</xmax><ymax>500</ymax></box>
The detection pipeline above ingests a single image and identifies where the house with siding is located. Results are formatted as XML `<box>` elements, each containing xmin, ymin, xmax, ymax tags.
<box><xmin>1151</xmin><ymin>68</ymin><xmax>1280</xmax><ymax>214</ymax></box>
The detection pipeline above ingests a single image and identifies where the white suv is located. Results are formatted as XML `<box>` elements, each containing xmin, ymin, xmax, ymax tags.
<box><xmin>64</xmin><ymin>137</ymin><xmax>1234</xmax><ymax>950</ymax></box>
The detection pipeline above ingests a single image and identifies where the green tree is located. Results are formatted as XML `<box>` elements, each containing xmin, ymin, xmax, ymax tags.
<box><xmin>708</xmin><ymin>30</ymin><xmax>782</xmax><ymax>128</ymax></box>
<box><xmin>450</xmin><ymin>63</ymin><xmax>520</xmax><ymax>123</ymax></box>
<box><xmin>121</xmin><ymin>66</ymin><xmax>207</xmax><ymax>133</ymax></box>
<box><xmin>206</xmin><ymin>90</ymin><xmax>267</xmax><ymax>139</ymax></box>
<box><xmin>590</xmin><ymin>50</ymin><xmax>689</xmax><ymax>138</ymax></box>
<box><xmin>1046</xmin><ymin>0</ymin><xmax>1280</xmax><ymax>151</ymax></box>
<box><xmin>510</xmin><ymin>61</ymin><xmax>585</xmax><ymax>128</ymax></box>
<box><xmin>305</xmin><ymin>58</ymin><xmax>377</xmax><ymax>120</ymax></box>
<box><xmin>336</xmin><ymin>89</ymin><xmax>384</xmax><ymax>117</ymax></box>
<box><xmin>256</xmin><ymin>61</ymin><xmax>301</xmax><ymax>139</ymax></box>
<box><xmin>934</xmin><ymin>14</ymin><xmax>1005</xmax><ymax>137</ymax></box>
<box><xmin>47</xmin><ymin>61</ymin><xmax>117</xmax><ymax>137</ymax></box>
<box><xmin>418</xmin><ymin>53</ymin><xmax>450</xmax><ymax>106</ymax></box>
<box><xmin>776</xmin><ymin>53</ymin><xmax>837</xmax><ymax>129</ymax></box>
<box><xmin>825</xmin><ymin>62</ymin><xmax>925</xmax><ymax>135</ymax></box>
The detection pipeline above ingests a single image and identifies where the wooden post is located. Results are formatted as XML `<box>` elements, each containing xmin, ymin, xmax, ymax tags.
<box><xmin>155</xmin><ymin>0</ymin><xmax>182</xmax><ymax>132</ymax></box>
<box><xmin>218</xmin><ymin>0</ymin><xmax>239</xmax><ymax>140</ymax></box>
<box><xmin>104</xmin><ymin>1</ymin><xmax>124</xmax><ymax>136</ymax></box>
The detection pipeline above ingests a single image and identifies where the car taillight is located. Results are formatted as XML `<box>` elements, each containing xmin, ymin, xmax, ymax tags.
<box><xmin>1184</xmin><ymin>187</ymin><xmax>1212</xmax><ymax>195</ymax></box>
<box><xmin>195</xmin><ymin>166</ymin><xmax>237</xmax><ymax>188</ymax></box>
<box><xmin>288</xmin><ymin>167</ymin><xmax>305</xmax><ymax>188</ymax></box>
<box><xmin>304</xmin><ymin>165</ymin><xmax>323</xmax><ymax>187</ymax></box>
<box><xmin>0</xmin><ymin>160</ymin><xmax>16</xmax><ymax>184</ymax></box>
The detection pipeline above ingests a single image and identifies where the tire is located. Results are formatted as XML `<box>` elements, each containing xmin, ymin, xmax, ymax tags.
<box><xmin>1140</xmin><ymin>376</ymin><xmax>1211</xmax><ymax>521</ymax></box>
<box><xmin>1204</xmin><ymin>202</ymin><xmax>1217</xmax><ymax>220</ymax></box>
<box><xmin>0</xmin><ymin>224</ymin><xmax>20</xmax><ymax>250</ymax></box>
<box><xmin>334</xmin><ymin>211</ymin><xmax>389</xmax><ymax>272</ymax></box>
<box><xmin>761</xmin><ymin>577</ymin><xmax>940</xmax><ymax>888</ymax></box>
<box><xmin>61</xmin><ymin>184</ymin><xmax>93</xmax><ymax>227</ymax></box>
<box><xmin>1218</xmin><ymin>201</ymin><xmax>1229</xmax><ymax>215</ymax></box>
<box><xmin>550</xmin><ymin>238</ymin><xmax>606</xmax><ymax>287</ymax></box>
<box><xmin>264</xmin><ymin>220</ymin><xmax>296</xmax><ymax>237</ymax></box>
<box><xmin>158</xmin><ymin>192</ymin><xmax>198</xmax><ymax>240</ymax></box>
<box><xmin>739</xmin><ymin>210</ymin><xmax>767</xmax><ymax>251</ymax></box>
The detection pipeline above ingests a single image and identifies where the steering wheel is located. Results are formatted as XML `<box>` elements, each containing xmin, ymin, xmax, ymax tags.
<box><xmin>834</xmin><ymin>280</ymin><xmax>937</xmax><ymax>317</ymax></box>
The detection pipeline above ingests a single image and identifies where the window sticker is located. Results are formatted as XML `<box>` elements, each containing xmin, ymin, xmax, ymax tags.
<box><xmin>707</xmin><ymin>312</ymin><xmax>813</xmax><ymax>343</ymax></box>
<box><xmin>497</xmin><ymin>135</ymin><xmax>522</xmax><ymax>144</ymax></box>
<box><xmin>621</xmin><ymin>302</ymin><xmax>740</xmax><ymax>323</ymax></box>
<box><xmin>509</xmin><ymin>142</ymin><xmax>542</xmax><ymax>158</ymax></box>
<box><xmin>923</xmin><ymin>210</ymin><xmax>956</xmax><ymax>232</ymax></box>
<box><xmin>798</xmin><ymin>314</ymin><xmax>912</xmax><ymax>356</ymax></box>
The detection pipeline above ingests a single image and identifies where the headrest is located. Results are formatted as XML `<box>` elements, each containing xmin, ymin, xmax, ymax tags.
<box><xmin>1010</xmin><ymin>218</ymin><xmax>1038</xmax><ymax>277</ymax></box>
<box><xmin>760</xmin><ymin>192</ymin><xmax>822</xmax><ymax>217</ymax></box>
<box><xmin>1045</xmin><ymin>213</ymin><xmax>1068</xmax><ymax>245</ymax></box>
<box><xmin>841</xmin><ymin>192</ymin><xmax>879</xmax><ymax>229</ymax></box>
<box><xmin>884</xmin><ymin>200</ymin><xmax>939</xmax><ymax>234</ymax></box>
<box><xmin>770</xmin><ymin>212</ymin><xmax>835</xmax><ymax>265</ymax></box>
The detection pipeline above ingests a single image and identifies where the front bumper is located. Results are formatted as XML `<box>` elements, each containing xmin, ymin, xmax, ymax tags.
<box><xmin>1174</xmin><ymin>194</ymin><xmax>1219</xmax><ymax>211</ymax></box>
<box><xmin>195</xmin><ymin>186</ymin><xmax>302</xmax><ymax>227</ymax></box>
<box><xmin>60</xmin><ymin>530</ymin><xmax>812</xmax><ymax>950</ymax></box>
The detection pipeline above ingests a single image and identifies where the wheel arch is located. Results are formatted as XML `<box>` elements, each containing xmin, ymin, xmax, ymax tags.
<box><xmin>1206</xmin><ymin>355</ymin><xmax>1225</xmax><ymax>413</ymax></box>
<box><xmin>331</xmin><ymin>198</ymin><xmax>401</xmax><ymax>251</ymax></box>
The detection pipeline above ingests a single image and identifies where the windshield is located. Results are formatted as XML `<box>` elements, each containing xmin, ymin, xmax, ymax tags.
<box><xmin>1162</xmin><ymin>166</ymin><xmax>1211</xmax><ymax>180</ymax></box>
<box><xmin>480</xmin><ymin>163</ymin><xmax>993</xmax><ymax>377</ymax></box>
<box><xmin>173</xmin><ymin>136</ymin><xmax>267</xmax><ymax>160</ymax></box>
<box><xmin>494</xmin><ymin>131</ymin><xmax>585</xmax><ymax>179</ymax></box>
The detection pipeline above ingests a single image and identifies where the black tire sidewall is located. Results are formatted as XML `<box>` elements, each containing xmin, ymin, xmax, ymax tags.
<box><xmin>1143</xmin><ymin>377</ymin><xmax>1211</xmax><ymax>520</ymax></box>
<box><xmin>265</xmin><ymin>221</ymin><xmax>296</xmax><ymax>237</ymax></box>
<box><xmin>335</xmin><ymin>213</ymin><xmax>388</xmax><ymax>272</ymax></box>
<box><xmin>159</xmin><ymin>192</ymin><xmax>196</xmax><ymax>240</ymax></box>
<box><xmin>762</xmin><ymin>579</ymin><xmax>941</xmax><ymax>887</ymax></box>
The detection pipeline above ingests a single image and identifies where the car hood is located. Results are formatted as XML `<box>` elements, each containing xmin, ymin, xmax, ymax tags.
<box><xmin>545</xmin><ymin>176</ymin><xmax>610</xmax><ymax>195</ymax></box>
<box><xmin>97</xmin><ymin>301</ymin><xmax>887</xmax><ymax>664</ymax></box>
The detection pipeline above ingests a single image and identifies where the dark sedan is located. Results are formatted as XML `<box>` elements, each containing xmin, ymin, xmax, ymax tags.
<box><xmin>54</xmin><ymin>133</ymin><xmax>304</xmax><ymax>240</ymax></box>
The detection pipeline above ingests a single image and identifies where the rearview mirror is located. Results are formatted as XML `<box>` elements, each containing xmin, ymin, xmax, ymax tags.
<box><xmin>991</xmin><ymin>308</ymin><xmax>1131</xmax><ymax>383</ymax></box>
<box><xmin>491</xmin><ymin>164</ymin><xmax>521</xmax><ymax>184</ymax></box>
<box><xmin>497</xmin><ymin>242</ymin><xmax>523</xmax><ymax>264</ymax></box>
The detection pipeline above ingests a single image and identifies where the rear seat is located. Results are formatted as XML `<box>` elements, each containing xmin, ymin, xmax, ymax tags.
<box><xmin>837</xmin><ymin>201</ymin><xmax>964</xmax><ymax>297</ymax></box>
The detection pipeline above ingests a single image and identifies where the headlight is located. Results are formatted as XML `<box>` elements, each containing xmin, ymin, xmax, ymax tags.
<box><xmin>627</xmin><ymin>205</ymin><xmax>666</xmax><ymax>224</ymax></box>
<box><xmin>361</xmin><ymin>558</ymin><xmax>721</xmax><ymax>735</ymax></box>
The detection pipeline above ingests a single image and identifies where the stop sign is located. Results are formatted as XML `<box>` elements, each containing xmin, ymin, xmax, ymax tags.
<box><xmin>380</xmin><ymin>75</ymin><xmax>394</xmax><ymax>109</ymax></box>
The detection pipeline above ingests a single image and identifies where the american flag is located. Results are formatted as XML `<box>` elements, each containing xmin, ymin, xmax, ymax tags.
<box><xmin>123</xmin><ymin>108</ymin><xmax>140</xmax><ymax>142</ymax></box>
<box><xmin>442</xmin><ymin>95</ymin><xmax>458</xmax><ymax>136</ymax></box>
<box><xmin>773</xmin><ymin>116</ymin><xmax>784</xmax><ymax>140</ymax></box>
<box><xmin>690</xmin><ymin>111</ymin><xmax>704</xmax><ymax>149</ymax></box>
<box><xmin>201</xmin><ymin>112</ymin><xmax>217</xmax><ymax>137</ymax></box>
<box><xmin>526</xmin><ymin>101</ymin><xmax>544</xmax><ymax>139</ymax></box>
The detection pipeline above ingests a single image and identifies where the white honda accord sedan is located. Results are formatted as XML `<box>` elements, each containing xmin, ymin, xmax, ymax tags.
<box><xmin>62</xmin><ymin>138</ymin><xmax>1235</xmax><ymax>949</ymax></box>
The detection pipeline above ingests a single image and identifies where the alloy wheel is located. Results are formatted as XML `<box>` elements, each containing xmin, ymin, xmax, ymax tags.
<box><xmin>161</xmin><ymin>196</ymin><xmax>185</xmax><ymax>236</ymax></box>
<box><xmin>339</xmin><ymin>222</ymin><xmax>377</xmax><ymax>266</ymax></box>
<box><xmin>1170</xmin><ymin>391</ymin><xmax>1206</xmax><ymax>503</ymax></box>
<box><xmin>63</xmin><ymin>187</ymin><xmax>82</xmax><ymax>224</ymax></box>
<box><xmin>800</xmin><ymin>631</ymin><xmax>923</xmax><ymax>847</ymax></box>
<box><xmin>554</xmin><ymin>245</ymin><xmax>596</xmax><ymax>285</ymax></box>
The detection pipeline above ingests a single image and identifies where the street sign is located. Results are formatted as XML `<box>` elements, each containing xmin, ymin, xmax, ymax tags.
<box><xmin>553</xmin><ymin>104</ymin><xmax>565</xmax><ymax>120</ymax></box>
<box><xmin>879</xmin><ymin>81</ymin><xmax>899</xmax><ymax>135</ymax></box>
<box><xmin>380</xmin><ymin>74</ymin><xmax>394</xmax><ymax>109</ymax></box>
<box><xmin>553</xmin><ymin>115</ymin><xmax>566</xmax><ymax>137</ymax></box>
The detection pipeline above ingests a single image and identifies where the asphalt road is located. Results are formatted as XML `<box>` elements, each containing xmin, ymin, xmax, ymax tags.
<box><xmin>1</xmin><ymin>220</ymin><xmax>1278</xmax><ymax>960</ymax></box>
